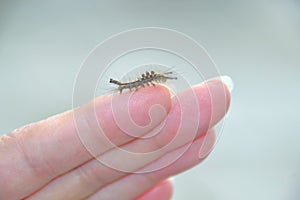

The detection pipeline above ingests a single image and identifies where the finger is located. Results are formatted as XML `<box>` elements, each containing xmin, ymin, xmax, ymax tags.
<box><xmin>0</xmin><ymin>85</ymin><xmax>171</xmax><ymax>200</ymax></box>
<box><xmin>136</xmin><ymin>180</ymin><xmax>173</xmax><ymax>200</ymax></box>
<box><xmin>87</xmin><ymin>130</ymin><xmax>215</xmax><ymax>200</ymax></box>
<box><xmin>27</xmin><ymin>128</ymin><xmax>214</xmax><ymax>200</ymax></box>
<box><xmin>26</xmin><ymin>79</ymin><xmax>229</xmax><ymax>200</ymax></box>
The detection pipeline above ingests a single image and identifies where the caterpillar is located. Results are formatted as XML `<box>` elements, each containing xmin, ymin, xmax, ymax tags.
<box><xmin>109</xmin><ymin>70</ymin><xmax>177</xmax><ymax>93</ymax></box>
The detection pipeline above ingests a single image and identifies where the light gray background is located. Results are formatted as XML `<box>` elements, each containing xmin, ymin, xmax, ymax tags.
<box><xmin>1</xmin><ymin>1</ymin><xmax>299</xmax><ymax>199</ymax></box>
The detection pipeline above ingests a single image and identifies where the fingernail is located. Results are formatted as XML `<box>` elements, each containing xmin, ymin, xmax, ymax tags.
<box><xmin>168</xmin><ymin>177</ymin><xmax>175</xmax><ymax>183</ymax></box>
<box><xmin>220</xmin><ymin>75</ymin><xmax>234</xmax><ymax>93</ymax></box>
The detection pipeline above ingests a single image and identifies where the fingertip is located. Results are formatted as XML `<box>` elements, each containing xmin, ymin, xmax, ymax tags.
<box><xmin>198</xmin><ymin>129</ymin><xmax>216</xmax><ymax>159</ymax></box>
<box><xmin>191</xmin><ymin>78</ymin><xmax>231</xmax><ymax>128</ymax></box>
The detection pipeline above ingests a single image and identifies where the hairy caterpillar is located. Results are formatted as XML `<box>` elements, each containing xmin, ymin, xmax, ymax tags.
<box><xmin>109</xmin><ymin>70</ymin><xmax>177</xmax><ymax>93</ymax></box>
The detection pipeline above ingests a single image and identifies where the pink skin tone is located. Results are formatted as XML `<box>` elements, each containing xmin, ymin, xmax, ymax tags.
<box><xmin>136</xmin><ymin>180</ymin><xmax>173</xmax><ymax>200</ymax></box>
<box><xmin>0</xmin><ymin>79</ymin><xmax>230</xmax><ymax>200</ymax></box>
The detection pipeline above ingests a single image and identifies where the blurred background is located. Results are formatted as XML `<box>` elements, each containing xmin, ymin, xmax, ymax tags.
<box><xmin>0</xmin><ymin>0</ymin><xmax>299</xmax><ymax>199</ymax></box>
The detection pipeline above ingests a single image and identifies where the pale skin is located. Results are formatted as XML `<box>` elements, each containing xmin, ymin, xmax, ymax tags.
<box><xmin>0</xmin><ymin>79</ymin><xmax>230</xmax><ymax>200</ymax></box>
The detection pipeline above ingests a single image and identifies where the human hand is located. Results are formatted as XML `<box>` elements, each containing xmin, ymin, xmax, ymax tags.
<box><xmin>0</xmin><ymin>78</ymin><xmax>230</xmax><ymax>200</ymax></box>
